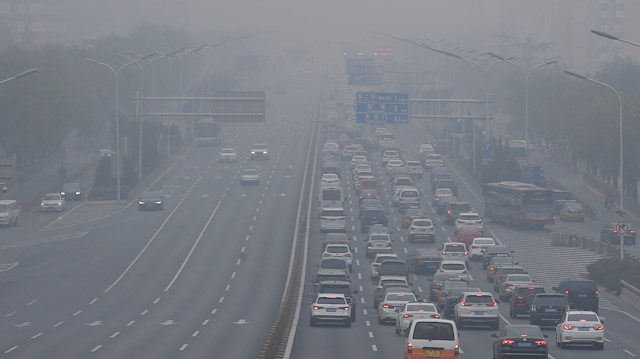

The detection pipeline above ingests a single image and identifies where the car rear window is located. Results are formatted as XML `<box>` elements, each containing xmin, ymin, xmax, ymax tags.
<box><xmin>565</xmin><ymin>281</ymin><xmax>598</xmax><ymax>291</ymax></box>
<box><xmin>326</xmin><ymin>246</ymin><xmax>349</xmax><ymax>254</ymax></box>
<box><xmin>464</xmin><ymin>294</ymin><xmax>493</xmax><ymax>303</ymax></box>
<box><xmin>317</xmin><ymin>297</ymin><xmax>346</xmax><ymax>305</ymax></box>
<box><xmin>450</xmin><ymin>203</ymin><xmax>470</xmax><ymax>212</ymax></box>
<box><xmin>386</xmin><ymin>293</ymin><xmax>416</xmax><ymax>301</ymax></box>
<box><xmin>534</xmin><ymin>295</ymin><xmax>567</xmax><ymax>305</ymax></box>
<box><xmin>316</xmin><ymin>274</ymin><xmax>348</xmax><ymax>282</ymax></box>
<box><xmin>516</xmin><ymin>287</ymin><xmax>545</xmax><ymax>296</ymax></box>
<box><xmin>413</xmin><ymin>220</ymin><xmax>432</xmax><ymax>227</ymax></box>
<box><xmin>567</xmin><ymin>313</ymin><xmax>599</xmax><ymax>322</ymax></box>
<box><xmin>321</xmin><ymin>210</ymin><xmax>345</xmax><ymax>217</ymax></box>
<box><xmin>445</xmin><ymin>245</ymin><xmax>466</xmax><ymax>252</ymax></box>
<box><xmin>361</xmin><ymin>180</ymin><xmax>378</xmax><ymax>187</ymax></box>
<box><xmin>413</xmin><ymin>322</ymin><xmax>455</xmax><ymax>340</ymax></box>
<box><xmin>504</xmin><ymin>326</ymin><xmax>543</xmax><ymax>337</ymax></box>
<box><xmin>320</xmin><ymin>259</ymin><xmax>347</xmax><ymax>269</ymax></box>
<box><xmin>401</xmin><ymin>190</ymin><xmax>419</xmax><ymax>198</ymax></box>
<box><xmin>406</xmin><ymin>304</ymin><xmax>437</xmax><ymax>312</ymax></box>
<box><xmin>441</xmin><ymin>263</ymin><xmax>465</xmax><ymax>271</ymax></box>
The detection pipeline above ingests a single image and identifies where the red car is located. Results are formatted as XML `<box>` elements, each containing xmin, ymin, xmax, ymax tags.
<box><xmin>456</xmin><ymin>224</ymin><xmax>482</xmax><ymax>245</ymax></box>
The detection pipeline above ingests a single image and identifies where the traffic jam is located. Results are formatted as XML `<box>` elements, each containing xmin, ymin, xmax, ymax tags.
<box><xmin>305</xmin><ymin>109</ymin><xmax>611</xmax><ymax>359</ymax></box>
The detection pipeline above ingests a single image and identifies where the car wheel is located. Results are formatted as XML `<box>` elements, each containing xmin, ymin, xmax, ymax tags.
<box><xmin>491</xmin><ymin>319</ymin><xmax>499</xmax><ymax>330</ymax></box>
<box><xmin>560</xmin><ymin>341</ymin><xmax>567</xmax><ymax>349</ymax></box>
<box><xmin>344</xmin><ymin>319</ymin><xmax>351</xmax><ymax>328</ymax></box>
<box><xmin>377</xmin><ymin>317</ymin><xmax>384</xmax><ymax>325</ymax></box>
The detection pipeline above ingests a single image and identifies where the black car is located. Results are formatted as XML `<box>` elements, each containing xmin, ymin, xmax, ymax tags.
<box><xmin>482</xmin><ymin>245</ymin><xmax>513</xmax><ymax>269</ymax></box>
<box><xmin>358</xmin><ymin>190</ymin><xmax>380</xmax><ymax>205</ymax></box>
<box><xmin>401</xmin><ymin>207</ymin><xmax>427</xmax><ymax>228</ymax></box>
<box><xmin>528</xmin><ymin>293</ymin><xmax>568</xmax><ymax>325</ymax></box>
<box><xmin>600</xmin><ymin>222</ymin><xmax>637</xmax><ymax>245</ymax></box>
<box><xmin>406</xmin><ymin>248</ymin><xmax>441</xmax><ymax>274</ymax></box>
<box><xmin>360</xmin><ymin>206</ymin><xmax>388</xmax><ymax>233</ymax></box>
<box><xmin>509</xmin><ymin>285</ymin><xmax>545</xmax><ymax>318</ymax></box>
<box><xmin>553</xmin><ymin>279</ymin><xmax>599</xmax><ymax>312</ymax></box>
<box><xmin>314</xmin><ymin>280</ymin><xmax>358</xmax><ymax>321</ymax></box>
<box><xmin>433</xmin><ymin>178</ymin><xmax>458</xmax><ymax>197</ymax></box>
<box><xmin>138</xmin><ymin>191</ymin><xmax>164</xmax><ymax>211</ymax></box>
<box><xmin>444</xmin><ymin>202</ymin><xmax>471</xmax><ymax>225</ymax></box>
<box><xmin>492</xmin><ymin>325</ymin><xmax>548</xmax><ymax>359</ymax></box>
<box><xmin>60</xmin><ymin>182</ymin><xmax>83</xmax><ymax>201</ymax></box>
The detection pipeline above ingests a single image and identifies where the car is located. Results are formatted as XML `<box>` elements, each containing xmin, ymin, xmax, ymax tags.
<box><xmin>359</xmin><ymin>198</ymin><xmax>383</xmax><ymax>217</ymax></box>
<box><xmin>437</xmin><ymin>260</ymin><xmax>469</xmax><ymax>277</ymax></box>
<box><xmin>433</xmin><ymin>178</ymin><xmax>458</xmax><ymax>197</ymax></box>
<box><xmin>350</xmin><ymin>155</ymin><xmax>368</xmax><ymax>168</ymax></box>
<box><xmin>353</xmin><ymin>163</ymin><xmax>372</xmax><ymax>174</ymax></box>
<box><xmin>429</xmin><ymin>167</ymin><xmax>451</xmax><ymax>184</ymax></box>
<box><xmin>392</xmin><ymin>186</ymin><xmax>420</xmax><ymax>211</ymax></box>
<box><xmin>0</xmin><ymin>200</ymin><xmax>19</xmax><ymax>226</ymax></box>
<box><xmin>454</xmin><ymin>292</ymin><xmax>500</xmax><ymax>329</ymax></box>
<box><xmin>240</xmin><ymin>168</ymin><xmax>260</xmax><ymax>185</ymax></box>
<box><xmin>395</xmin><ymin>302</ymin><xmax>439</xmax><ymax>335</ymax></box>
<box><xmin>408</xmin><ymin>218</ymin><xmax>436</xmax><ymax>242</ymax></box>
<box><xmin>365</xmin><ymin>231</ymin><xmax>393</xmax><ymax>257</ymax></box>
<box><xmin>404</xmin><ymin>318</ymin><xmax>460</xmax><ymax>359</ymax></box>
<box><xmin>218</xmin><ymin>148</ymin><xmax>237</xmax><ymax>162</ymax></box>
<box><xmin>469</xmin><ymin>237</ymin><xmax>496</xmax><ymax>260</ymax></box>
<box><xmin>378</xmin><ymin>292</ymin><xmax>417</xmax><ymax>324</ymax></box>
<box><xmin>455</xmin><ymin>212</ymin><xmax>483</xmax><ymax>233</ymax></box>
<box><xmin>322</xmin><ymin>142</ymin><xmax>340</xmax><ymax>155</ymax></box>
<box><xmin>249</xmin><ymin>143</ymin><xmax>269</xmax><ymax>159</ymax></box>
<box><xmin>553</xmin><ymin>279</ymin><xmax>599</xmax><ymax>313</ymax></box>
<box><xmin>529</xmin><ymin>293</ymin><xmax>570</xmax><ymax>326</ymax></box>
<box><xmin>483</xmin><ymin>245</ymin><xmax>513</xmax><ymax>269</ymax></box>
<box><xmin>492</xmin><ymin>325</ymin><xmax>548</xmax><ymax>359</ymax></box>
<box><xmin>555</xmin><ymin>310</ymin><xmax>604</xmax><ymax>349</ymax></box>
<box><xmin>319</xmin><ymin>207</ymin><xmax>346</xmax><ymax>233</ymax></box>
<box><xmin>40</xmin><ymin>193</ymin><xmax>65</xmax><ymax>211</ymax></box>
<box><xmin>440</xmin><ymin>242</ymin><xmax>469</xmax><ymax>264</ymax></box>
<box><xmin>419</xmin><ymin>143</ymin><xmax>435</xmax><ymax>156</ymax></box>
<box><xmin>401</xmin><ymin>207</ymin><xmax>427</xmax><ymax>228</ymax></box>
<box><xmin>436</xmin><ymin>195</ymin><xmax>454</xmax><ymax>215</ymax></box>
<box><xmin>312</xmin><ymin>268</ymin><xmax>350</xmax><ymax>290</ymax></box>
<box><xmin>373</xmin><ymin>275</ymin><xmax>411</xmax><ymax>308</ymax></box>
<box><xmin>444</xmin><ymin>202</ymin><xmax>471</xmax><ymax>225</ymax></box>
<box><xmin>318</xmin><ymin>257</ymin><xmax>349</xmax><ymax>274</ymax></box>
<box><xmin>381</xmin><ymin>150</ymin><xmax>400</xmax><ymax>167</ymax></box>
<box><xmin>429</xmin><ymin>274</ymin><xmax>468</xmax><ymax>302</ymax></box>
<box><xmin>405</xmin><ymin>160</ymin><xmax>424</xmax><ymax>179</ymax></box>
<box><xmin>391</xmin><ymin>175</ymin><xmax>414</xmax><ymax>191</ymax></box>
<box><xmin>341</xmin><ymin>145</ymin><xmax>361</xmax><ymax>160</ymax></box>
<box><xmin>437</xmin><ymin>279</ymin><xmax>472</xmax><ymax>309</ymax></box>
<box><xmin>322</xmin><ymin>243</ymin><xmax>352</xmax><ymax>268</ymax></box>
<box><xmin>423</xmin><ymin>153</ymin><xmax>444</xmax><ymax>170</ymax></box>
<box><xmin>320</xmin><ymin>173</ymin><xmax>340</xmax><ymax>186</ymax></box>
<box><xmin>314</xmin><ymin>281</ymin><xmax>359</xmax><ymax>321</ymax></box>
<box><xmin>442</xmin><ymin>287</ymin><xmax>481</xmax><ymax>319</ymax></box>
<box><xmin>60</xmin><ymin>182</ymin><xmax>83</xmax><ymax>201</ymax></box>
<box><xmin>321</xmin><ymin>232</ymin><xmax>349</xmax><ymax>250</ymax></box>
<box><xmin>406</xmin><ymin>248</ymin><xmax>442</xmax><ymax>274</ymax></box>
<box><xmin>378</xmin><ymin>259</ymin><xmax>409</xmax><ymax>279</ymax></box>
<box><xmin>385</xmin><ymin>159</ymin><xmax>405</xmax><ymax>174</ymax></box>
<box><xmin>321</xmin><ymin>160</ymin><xmax>340</xmax><ymax>176</ymax></box>
<box><xmin>137</xmin><ymin>191</ymin><xmax>164</xmax><ymax>211</ymax></box>
<box><xmin>486</xmin><ymin>256</ymin><xmax>518</xmax><ymax>281</ymax></box>
<box><xmin>499</xmin><ymin>274</ymin><xmax>534</xmax><ymax>301</ymax></box>
<box><xmin>309</xmin><ymin>293</ymin><xmax>351</xmax><ymax>327</ymax></box>
<box><xmin>493</xmin><ymin>265</ymin><xmax>527</xmax><ymax>292</ymax></box>
<box><xmin>360</xmin><ymin>207</ymin><xmax>388</xmax><ymax>233</ymax></box>
<box><xmin>355</xmin><ymin>174</ymin><xmax>377</xmax><ymax>192</ymax></box>
<box><xmin>510</xmin><ymin>284</ymin><xmax>545</xmax><ymax>318</ymax></box>
<box><xmin>559</xmin><ymin>201</ymin><xmax>585</xmax><ymax>221</ymax></box>
<box><xmin>432</xmin><ymin>187</ymin><xmax>454</xmax><ymax>206</ymax></box>
<box><xmin>371</xmin><ymin>253</ymin><xmax>399</xmax><ymax>280</ymax></box>
<box><xmin>456</xmin><ymin>224</ymin><xmax>482</xmax><ymax>246</ymax></box>
<box><xmin>357</xmin><ymin>190</ymin><xmax>380</xmax><ymax>205</ymax></box>
<box><xmin>600</xmin><ymin>222</ymin><xmax>637</xmax><ymax>245</ymax></box>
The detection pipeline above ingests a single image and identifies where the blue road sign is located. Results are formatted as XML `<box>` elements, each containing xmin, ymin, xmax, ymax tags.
<box><xmin>346</xmin><ymin>58</ymin><xmax>375</xmax><ymax>74</ymax></box>
<box><xmin>482</xmin><ymin>141</ymin><xmax>494</xmax><ymax>164</ymax></box>
<box><xmin>356</xmin><ymin>92</ymin><xmax>409</xmax><ymax>124</ymax></box>
<box><xmin>348</xmin><ymin>72</ymin><xmax>383</xmax><ymax>86</ymax></box>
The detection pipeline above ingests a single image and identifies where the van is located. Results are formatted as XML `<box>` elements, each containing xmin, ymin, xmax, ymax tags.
<box><xmin>405</xmin><ymin>318</ymin><xmax>460</xmax><ymax>359</ymax></box>
<box><xmin>378</xmin><ymin>260</ymin><xmax>409</xmax><ymax>279</ymax></box>
<box><xmin>0</xmin><ymin>200</ymin><xmax>19</xmax><ymax>226</ymax></box>
<box><xmin>318</xmin><ymin>186</ymin><xmax>344</xmax><ymax>210</ymax></box>
<box><xmin>393</xmin><ymin>187</ymin><xmax>420</xmax><ymax>211</ymax></box>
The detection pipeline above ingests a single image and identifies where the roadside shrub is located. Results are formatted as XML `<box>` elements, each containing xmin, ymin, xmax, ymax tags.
<box><xmin>587</xmin><ymin>257</ymin><xmax>640</xmax><ymax>293</ymax></box>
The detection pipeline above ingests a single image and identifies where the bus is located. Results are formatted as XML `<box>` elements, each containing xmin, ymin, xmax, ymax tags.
<box><xmin>506</xmin><ymin>140</ymin><xmax>528</xmax><ymax>164</ymax></box>
<box><xmin>484</xmin><ymin>181</ymin><xmax>555</xmax><ymax>228</ymax></box>
<box><xmin>194</xmin><ymin>119</ymin><xmax>220</xmax><ymax>146</ymax></box>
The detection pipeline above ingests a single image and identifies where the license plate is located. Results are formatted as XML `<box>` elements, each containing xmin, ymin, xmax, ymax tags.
<box><xmin>577</xmin><ymin>294</ymin><xmax>587</xmax><ymax>297</ymax></box>
<box><xmin>474</xmin><ymin>311</ymin><xmax>484</xmax><ymax>315</ymax></box>
<box><xmin>396</xmin><ymin>306</ymin><xmax>403</xmax><ymax>311</ymax></box>
<box><xmin>518</xmin><ymin>342</ymin><xmax>532</xmax><ymax>347</ymax></box>
<box><xmin>326</xmin><ymin>308</ymin><xmax>336</xmax><ymax>312</ymax></box>
<box><xmin>578</xmin><ymin>327</ymin><xmax>589</xmax><ymax>331</ymax></box>
<box><xmin>424</xmin><ymin>349</ymin><xmax>441</xmax><ymax>358</ymax></box>
<box><xmin>545</xmin><ymin>308</ymin><xmax>556</xmax><ymax>312</ymax></box>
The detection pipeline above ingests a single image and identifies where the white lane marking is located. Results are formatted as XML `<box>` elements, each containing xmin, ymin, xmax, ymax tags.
<box><xmin>245</xmin><ymin>235</ymin><xmax>250</xmax><ymax>241</ymax></box>
<box><xmin>236</xmin><ymin>259</ymin><xmax>242</xmax><ymax>265</ymax></box>
<box><xmin>202</xmin><ymin>320</ymin><xmax>209</xmax><ymax>325</ymax></box>
<box><xmin>357</xmin><ymin>273</ymin><xmax>362</xmax><ymax>280</ymax></box>
<box><xmin>154</xmin><ymin>298</ymin><xmax>160</xmax><ymax>304</ymax></box>
<box><xmin>211</xmin><ymin>309</ymin><xmax>217</xmax><ymax>315</ymax></box>
<box><xmin>31</xmin><ymin>333</ymin><xmax>43</xmax><ymax>339</ymax></box>
<box><xmin>106</xmin><ymin>200</ymin><xmax>186</xmax><ymax>292</ymax></box>
<box><xmin>368</xmin><ymin>331</ymin><xmax>374</xmax><ymax>338</ymax></box>
<box><xmin>417</xmin><ymin>287</ymin><xmax>423</xmax><ymax>293</ymax></box>
<box><xmin>355</xmin><ymin>259</ymin><xmax>360</xmax><ymax>266</ymax></box>
<box><xmin>73</xmin><ymin>310</ymin><xmax>82</xmax><ymax>317</ymax></box>
<box><xmin>192</xmin><ymin>331</ymin><xmax>199</xmax><ymax>337</ymax></box>
<box><xmin>127</xmin><ymin>321</ymin><xmax>135</xmax><ymax>327</ymax></box>
<box><xmin>219</xmin><ymin>297</ymin><xmax>224</xmax><ymax>303</ymax></box>
<box><xmin>3</xmin><ymin>346</ymin><xmax>18</xmax><ymax>354</ymax></box>
<box><xmin>141</xmin><ymin>310</ymin><xmax>149</xmax><ymax>316</ymax></box>
<box><xmin>403</xmin><ymin>247</ymin><xmax>408</xmax><ymax>254</ymax></box>
<box><xmin>110</xmin><ymin>332</ymin><xmax>119</xmax><ymax>338</ymax></box>
<box><xmin>241</xmin><ymin>246</ymin><xmax>246</xmax><ymax>253</ymax></box>
<box><xmin>90</xmin><ymin>298</ymin><xmax>98</xmax><ymax>305</ymax></box>
<box><xmin>53</xmin><ymin>321</ymin><xmax>64</xmax><ymax>327</ymax></box>
<box><xmin>361</xmin><ymin>297</ymin><xmax>365</xmax><ymax>304</ymax></box>
<box><xmin>6</xmin><ymin>311</ymin><xmax>16</xmax><ymax>317</ymax></box>
<box><xmin>366</xmin><ymin>320</ymin><xmax>371</xmax><ymax>327</ymax></box>
<box><xmin>231</xmin><ymin>272</ymin><xmax>236</xmax><ymax>279</ymax></box>
<box><xmin>164</xmin><ymin>201</ymin><xmax>222</xmax><ymax>292</ymax></box>
<box><xmin>90</xmin><ymin>345</ymin><xmax>102</xmax><ymax>353</ymax></box>
<box><xmin>179</xmin><ymin>344</ymin><xmax>188</xmax><ymax>351</ymax></box>
<box><xmin>225</xmin><ymin>285</ymin><xmax>231</xmax><ymax>291</ymax></box>
<box><xmin>359</xmin><ymin>285</ymin><xmax>364</xmax><ymax>292</ymax></box>
<box><xmin>372</xmin><ymin>344</ymin><xmax>378</xmax><ymax>351</ymax></box>
<box><xmin>27</xmin><ymin>299</ymin><xmax>37</xmax><ymax>306</ymax></box>
<box><xmin>623</xmin><ymin>349</ymin><xmax>637</xmax><ymax>357</ymax></box>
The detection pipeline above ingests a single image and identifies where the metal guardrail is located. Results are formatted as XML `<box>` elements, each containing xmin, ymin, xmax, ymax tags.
<box><xmin>258</xmin><ymin>98</ymin><xmax>322</xmax><ymax>359</ymax></box>
<box><xmin>551</xmin><ymin>231</ymin><xmax>620</xmax><ymax>257</ymax></box>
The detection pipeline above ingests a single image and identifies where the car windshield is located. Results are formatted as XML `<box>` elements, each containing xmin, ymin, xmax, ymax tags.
<box><xmin>405</xmin><ymin>304</ymin><xmax>437</xmax><ymax>312</ymax></box>
<box><xmin>243</xmin><ymin>169</ymin><xmax>258</xmax><ymax>175</ymax></box>
<box><xmin>504</xmin><ymin>326</ymin><xmax>543</xmax><ymax>338</ymax></box>
<box><xmin>413</xmin><ymin>322</ymin><xmax>455</xmax><ymax>340</ymax></box>
<box><xmin>413</xmin><ymin>220</ymin><xmax>432</xmax><ymax>227</ymax></box>
<box><xmin>401</xmin><ymin>191</ymin><xmax>419</xmax><ymax>198</ymax></box>
<box><xmin>464</xmin><ymin>294</ymin><xmax>493</xmax><ymax>303</ymax></box>
<box><xmin>43</xmin><ymin>194</ymin><xmax>60</xmax><ymax>200</ymax></box>
<box><xmin>325</xmin><ymin>245</ymin><xmax>348</xmax><ymax>254</ymax></box>
<box><xmin>534</xmin><ymin>295</ymin><xmax>566</xmax><ymax>305</ymax></box>
<box><xmin>386</xmin><ymin>293</ymin><xmax>416</xmax><ymax>301</ymax></box>
<box><xmin>567</xmin><ymin>313</ymin><xmax>599</xmax><ymax>322</ymax></box>
<box><xmin>317</xmin><ymin>297</ymin><xmax>346</xmax><ymax>305</ymax></box>
<box><xmin>369</xmin><ymin>234</ymin><xmax>390</xmax><ymax>242</ymax></box>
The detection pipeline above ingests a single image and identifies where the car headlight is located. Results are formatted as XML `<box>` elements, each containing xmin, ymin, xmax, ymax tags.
<box><xmin>138</xmin><ymin>201</ymin><xmax>144</xmax><ymax>205</ymax></box>
<box><xmin>251</xmin><ymin>151</ymin><xmax>256</xmax><ymax>154</ymax></box>
<box><xmin>76</xmin><ymin>191</ymin><xmax>81</xmax><ymax>195</ymax></box>
<box><xmin>155</xmin><ymin>201</ymin><xmax>162</xmax><ymax>204</ymax></box>
<box><xmin>60</xmin><ymin>191</ymin><xmax>66</xmax><ymax>196</ymax></box>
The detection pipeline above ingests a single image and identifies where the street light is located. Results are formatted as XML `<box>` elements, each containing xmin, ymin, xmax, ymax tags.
<box><xmin>591</xmin><ymin>29</ymin><xmax>640</xmax><ymax>47</ymax></box>
<box><xmin>564</xmin><ymin>70</ymin><xmax>624</xmax><ymax>260</ymax></box>
<box><xmin>488</xmin><ymin>53</ymin><xmax>557</xmax><ymax>163</ymax></box>
<box><xmin>86</xmin><ymin>57</ymin><xmax>147</xmax><ymax>201</ymax></box>
<box><xmin>0</xmin><ymin>68</ymin><xmax>38</xmax><ymax>85</ymax></box>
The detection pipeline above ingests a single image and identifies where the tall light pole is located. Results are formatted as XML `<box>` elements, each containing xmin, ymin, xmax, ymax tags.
<box><xmin>488</xmin><ymin>54</ymin><xmax>557</xmax><ymax>163</ymax></box>
<box><xmin>0</xmin><ymin>68</ymin><xmax>38</xmax><ymax>85</ymax></box>
<box><xmin>565</xmin><ymin>70</ymin><xmax>624</xmax><ymax>260</ymax></box>
<box><xmin>592</xmin><ymin>29</ymin><xmax>640</xmax><ymax>47</ymax></box>
<box><xmin>86</xmin><ymin>57</ymin><xmax>146</xmax><ymax>201</ymax></box>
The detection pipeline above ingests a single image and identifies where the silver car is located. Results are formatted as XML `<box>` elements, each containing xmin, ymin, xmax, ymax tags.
<box><xmin>40</xmin><ymin>193</ymin><xmax>65</xmax><ymax>212</ymax></box>
<box><xmin>395</xmin><ymin>302</ymin><xmax>439</xmax><ymax>335</ymax></box>
<box><xmin>320</xmin><ymin>207</ymin><xmax>346</xmax><ymax>233</ymax></box>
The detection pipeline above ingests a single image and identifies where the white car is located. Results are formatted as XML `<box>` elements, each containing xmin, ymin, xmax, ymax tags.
<box><xmin>310</xmin><ymin>293</ymin><xmax>351</xmax><ymax>327</ymax></box>
<box><xmin>322</xmin><ymin>142</ymin><xmax>340</xmax><ymax>155</ymax></box>
<box><xmin>320</xmin><ymin>173</ymin><xmax>340</xmax><ymax>186</ymax></box>
<box><xmin>385</xmin><ymin>159</ymin><xmax>404</xmax><ymax>174</ymax></box>
<box><xmin>405</xmin><ymin>160</ymin><xmax>424</xmax><ymax>179</ymax></box>
<box><xmin>365</xmin><ymin>232</ymin><xmax>393</xmax><ymax>257</ymax></box>
<box><xmin>408</xmin><ymin>218</ymin><xmax>436</xmax><ymax>242</ymax></box>
<box><xmin>353</xmin><ymin>163</ymin><xmax>372</xmax><ymax>174</ymax></box>
<box><xmin>322</xmin><ymin>243</ymin><xmax>353</xmax><ymax>267</ymax></box>
<box><xmin>218</xmin><ymin>148</ymin><xmax>237</xmax><ymax>162</ymax></box>
<box><xmin>240</xmin><ymin>169</ymin><xmax>260</xmax><ymax>185</ymax></box>
<box><xmin>469</xmin><ymin>237</ymin><xmax>496</xmax><ymax>260</ymax></box>
<box><xmin>433</xmin><ymin>188</ymin><xmax>454</xmax><ymax>205</ymax></box>
<box><xmin>319</xmin><ymin>207</ymin><xmax>346</xmax><ymax>233</ymax></box>
<box><xmin>378</xmin><ymin>291</ymin><xmax>417</xmax><ymax>324</ymax></box>
<box><xmin>371</xmin><ymin>253</ymin><xmax>399</xmax><ymax>280</ymax></box>
<box><xmin>40</xmin><ymin>193</ymin><xmax>65</xmax><ymax>211</ymax></box>
<box><xmin>556</xmin><ymin>310</ymin><xmax>604</xmax><ymax>349</ymax></box>
<box><xmin>441</xmin><ymin>242</ymin><xmax>469</xmax><ymax>264</ymax></box>
<box><xmin>395</xmin><ymin>301</ymin><xmax>439</xmax><ymax>335</ymax></box>
<box><xmin>351</xmin><ymin>155</ymin><xmax>368</xmax><ymax>168</ymax></box>
<box><xmin>249</xmin><ymin>143</ymin><xmax>269</xmax><ymax>160</ymax></box>
<box><xmin>454</xmin><ymin>292</ymin><xmax>499</xmax><ymax>329</ymax></box>
<box><xmin>419</xmin><ymin>144</ymin><xmax>435</xmax><ymax>156</ymax></box>
<box><xmin>437</xmin><ymin>259</ymin><xmax>469</xmax><ymax>276</ymax></box>
<box><xmin>455</xmin><ymin>212</ymin><xmax>483</xmax><ymax>233</ymax></box>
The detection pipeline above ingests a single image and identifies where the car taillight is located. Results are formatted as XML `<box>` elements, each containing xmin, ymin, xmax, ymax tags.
<box><xmin>431</xmin><ymin>314</ymin><xmax>440</xmax><ymax>318</ymax></box>
<box><xmin>535</xmin><ymin>340</ymin><xmax>547</xmax><ymax>346</ymax></box>
<box><xmin>464</xmin><ymin>251</ymin><xmax>468</xmax><ymax>255</ymax></box>
<box><xmin>563</xmin><ymin>324</ymin><xmax>574</xmax><ymax>330</ymax></box>
<box><xmin>565</xmin><ymin>290</ymin><xmax>569</xmax><ymax>295</ymax></box>
<box><xmin>471</xmin><ymin>246</ymin><xmax>478</xmax><ymax>249</ymax></box>
<box><xmin>490</xmin><ymin>267</ymin><xmax>495</xmax><ymax>271</ymax></box>
<box><xmin>461</xmin><ymin>301</ymin><xmax>472</xmax><ymax>306</ymax></box>
<box><xmin>594</xmin><ymin>324</ymin><xmax>604</xmax><ymax>330</ymax></box>
<box><xmin>487</xmin><ymin>301</ymin><xmax>498</xmax><ymax>307</ymax></box>
<box><xmin>323</xmin><ymin>253</ymin><xmax>330</xmax><ymax>257</ymax></box>
<box><xmin>383</xmin><ymin>304</ymin><xmax>391</xmax><ymax>308</ymax></box>
<box><xmin>403</xmin><ymin>314</ymin><xmax>413</xmax><ymax>318</ymax></box>
<box><xmin>631</xmin><ymin>230</ymin><xmax>636</xmax><ymax>234</ymax></box>
<box><xmin>387</xmin><ymin>242</ymin><xmax>392</xmax><ymax>247</ymax></box>
<box><xmin>502</xmin><ymin>339</ymin><xmax>515</xmax><ymax>345</ymax></box>
<box><xmin>595</xmin><ymin>291</ymin><xmax>599</xmax><ymax>295</ymax></box>
<box><xmin>439</xmin><ymin>160</ymin><xmax>443</xmax><ymax>163</ymax></box>
<box><xmin>407</xmin><ymin>342</ymin><xmax>413</xmax><ymax>354</ymax></box>
<box><xmin>343</xmin><ymin>307</ymin><xmax>350</xmax><ymax>311</ymax></box>
<box><xmin>442</xmin><ymin>251</ymin><xmax>446</xmax><ymax>255</ymax></box>
<box><xmin>313</xmin><ymin>306</ymin><xmax>322</xmax><ymax>310</ymax></box>
<box><xmin>345</xmin><ymin>253</ymin><xmax>351</xmax><ymax>257</ymax></box>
